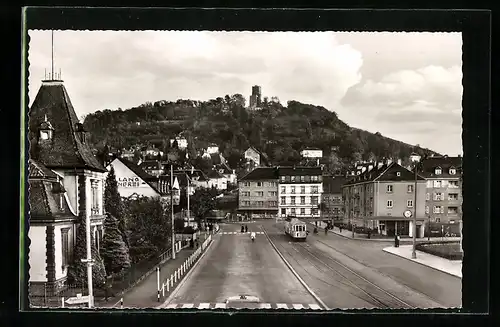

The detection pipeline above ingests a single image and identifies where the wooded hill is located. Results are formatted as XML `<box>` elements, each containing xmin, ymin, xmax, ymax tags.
<box><xmin>83</xmin><ymin>94</ymin><xmax>439</xmax><ymax>173</ymax></box>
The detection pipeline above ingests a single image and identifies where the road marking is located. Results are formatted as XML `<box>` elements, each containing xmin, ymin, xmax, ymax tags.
<box><xmin>214</xmin><ymin>303</ymin><xmax>227</xmax><ymax>309</ymax></box>
<box><xmin>276</xmin><ymin>303</ymin><xmax>289</xmax><ymax>309</ymax></box>
<box><xmin>292</xmin><ymin>304</ymin><xmax>304</xmax><ymax>310</ymax></box>
<box><xmin>181</xmin><ymin>303</ymin><xmax>194</xmax><ymax>308</ymax></box>
<box><xmin>198</xmin><ymin>303</ymin><xmax>210</xmax><ymax>309</ymax></box>
<box><xmin>165</xmin><ymin>304</ymin><xmax>178</xmax><ymax>309</ymax></box>
<box><xmin>309</xmin><ymin>304</ymin><xmax>321</xmax><ymax>310</ymax></box>
<box><xmin>260</xmin><ymin>303</ymin><xmax>272</xmax><ymax>309</ymax></box>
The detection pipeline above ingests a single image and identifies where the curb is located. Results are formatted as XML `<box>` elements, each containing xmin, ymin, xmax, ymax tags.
<box><xmin>305</xmin><ymin>222</ymin><xmax>393</xmax><ymax>242</ymax></box>
<box><xmin>158</xmin><ymin>238</ymin><xmax>216</xmax><ymax>308</ymax></box>
<box><xmin>382</xmin><ymin>248</ymin><xmax>462</xmax><ymax>279</ymax></box>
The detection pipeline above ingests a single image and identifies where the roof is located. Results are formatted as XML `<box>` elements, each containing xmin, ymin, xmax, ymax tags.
<box><xmin>207</xmin><ymin>169</ymin><xmax>224</xmax><ymax>179</ymax></box>
<box><xmin>109</xmin><ymin>157</ymin><xmax>167</xmax><ymax>194</ymax></box>
<box><xmin>28</xmin><ymin>160</ymin><xmax>76</xmax><ymax>220</ymax></box>
<box><xmin>323</xmin><ymin>175</ymin><xmax>349</xmax><ymax>194</ymax></box>
<box><xmin>29</xmin><ymin>81</ymin><xmax>106</xmax><ymax>172</ymax></box>
<box><xmin>139</xmin><ymin>160</ymin><xmax>163</xmax><ymax>170</ymax></box>
<box><xmin>344</xmin><ymin>162</ymin><xmax>426</xmax><ymax>186</ymax></box>
<box><xmin>176</xmin><ymin>168</ymin><xmax>208</xmax><ymax>182</ymax></box>
<box><xmin>240</xmin><ymin>167</ymin><xmax>279</xmax><ymax>181</ymax></box>
<box><xmin>277</xmin><ymin>166</ymin><xmax>323</xmax><ymax>176</ymax></box>
<box><xmin>418</xmin><ymin>156</ymin><xmax>462</xmax><ymax>178</ymax></box>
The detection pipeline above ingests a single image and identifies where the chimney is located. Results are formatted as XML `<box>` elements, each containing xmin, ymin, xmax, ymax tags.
<box><xmin>397</xmin><ymin>159</ymin><xmax>402</xmax><ymax>166</ymax></box>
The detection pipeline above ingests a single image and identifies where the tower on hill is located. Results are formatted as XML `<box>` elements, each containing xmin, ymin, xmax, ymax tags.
<box><xmin>249</xmin><ymin>85</ymin><xmax>262</xmax><ymax>109</ymax></box>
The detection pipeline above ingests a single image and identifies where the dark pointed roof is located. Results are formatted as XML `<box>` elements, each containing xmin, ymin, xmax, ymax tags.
<box><xmin>418</xmin><ymin>155</ymin><xmax>462</xmax><ymax>178</ymax></box>
<box><xmin>344</xmin><ymin>162</ymin><xmax>426</xmax><ymax>186</ymax></box>
<box><xmin>240</xmin><ymin>167</ymin><xmax>279</xmax><ymax>181</ymax></box>
<box><xmin>28</xmin><ymin>159</ymin><xmax>76</xmax><ymax>220</ymax></box>
<box><xmin>29</xmin><ymin>81</ymin><xmax>106</xmax><ymax>172</ymax></box>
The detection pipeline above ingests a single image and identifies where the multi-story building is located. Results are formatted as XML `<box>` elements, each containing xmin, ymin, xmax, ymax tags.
<box><xmin>300</xmin><ymin>148</ymin><xmax>323</xmax><ymax>159</ymax></box>
<box><xmin>419</xmin><ymin>155</ymin><xmax>462</xmax><ymax>225</ymax></box>
<box><xmin>342</xmin><ymin>160</ymin><xmax>427</xmax><ymax>237</ymax></box>
<box><xmin>139</xmin><ymin>160</ymin><xmax>164</xmax><ymax>177</ymax></box>
<box><xmin>238</xmin><ymin>167</ymin><xmax>279</xmax><ymax>219</ymax></box>
<box><xmin>321</xmin><ymin>175</ymin><xmax>348</xmax><ymax>223</ymax></box>
<box><xmin>28</xmin><ymin>76</ymin><xmax>107</xmax><ymax>294</ymax></box>
<box><xmin>278</xmin><ymin>167</ymin><xmax>323</xmax><ymax>219</ymax></box>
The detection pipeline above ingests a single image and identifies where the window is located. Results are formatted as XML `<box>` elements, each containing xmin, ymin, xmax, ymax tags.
<box><xmin>280</xmin><ymin>176</ymin><xmax>286</xmax><ymax>182</ymax></box>
<box><xmin>291</xmin><ymin>197</ymin><xmax>296</xmax><ymax>205</ymax></box>
<box><xmin>407</xmin><ymin>185</ymin><xmax>414</xmax><ymax>193</ymax></box>
<box><xmin>433</xmin><ymin>180</ymin><xmax>442</xmax><ymax>188</ymax></box>
<box><xmin>243</xmin><ymin>201</ymin><xmax>250</xmax><ymax>206</ymax></box>
<box><xmin>448</xmin><ymin>193</ymin><xmax>459</xmax><ymax>201</ymax></box>
<box><xmin>311</xmin><ymin>186</ymin><xmax>319</xmax><ymax>194</ymax></box>
<box><xmin>387</xmin><ymin>185</ymin><xmax>393</xmax><ymax>193</ymax></box>
<box><xmin>396</xmin><ymin>172</ymin><xmax>401</xmax><ymax>177</ymax></box>
<box><xmin>300</xmin><ymin>186</ymin><xmax>306</xmax><ymax>194</ymax></box>
<box><xmin>280</xmin><ymin>197</ymin><xmax>286</xmax><ymax>205</ymax></box>
<box><xmin>311</xmin><ymin>196</ymin><xmax>318</xmax><ymax>205</ymax></box>
<box><xmin>269</xmin><ymin>201</ymin><xmax>278</xmax><ymax>207</ymax></box>
<box><xmin>425</xmin><ymin>206</ymin><xmax>429</xmax><ymax>214</ymax></box>
<box><xmin>291</xmin><ymin>186</ymin><xmax>296</xmax><ymax>194</ymax></box>
<box><xmin>312</xmin><ymin>208</ymin><xmax>318</xmax><ymax>215</ymax></box>
<box><xmin>433</xmin><ymin>206</ymin><xmax>444</xmax><ymax>213</ymax></box>
<box><xmin>61</xmin><ymin>228</ymin><xmax>70</xmax><ymax>268</ymax></box>
<box><xmin>449</xmin><ymin>181</ymin><xmax>459</xmax><ymax>188</ymax></box>
<box><xmin>300</xmin><ymin>208</ymin><xmax>305</xmax><ymax>215</ymax></box>
<box><xmin>91</xmin><ymin>180</ymin><xmax>99</xmax><ymax>215</ymax></box>
<box><xmin>268</xmin><ymin>191</ymin><xmax>277</xmax><ymax>197</ymax></box>
<box><xmin>300</xmin><ymin>176</ymin><xmax>305</xmax><ymax>182</ymax></box>
<box><xmin>311</xmin><ymin>176</ymin><xmax>319</xmax><ymax>182</ymax></box>
<box><xmin>448</xmin><ymin>206</ymin><xmax>459</xmax><ymax>214</ymax></box>
<box><xmin>435</xmin><ymin>217</ymin><xmax>441</xmax><ymax>223</ymax></box>
<box><xmin>304</xmin><ymin>175</ymin><xmax>311</xmax><ymax>182</ymax></box>
<box><xmin>291</xmin><ymin>176</ymin><xmax>296</xmax><ymax>182</ymax></box>
<box><xmin>256</xmin><ymin>191</ymin><xmax>264</xmax><ymax>197</ymax></box>
<box><xmin>426</xmin><ymin>193</ymin><xmax>430</xmax><ymax>200</ymax></box>
<box><xmin>427</xmin><ymin>180</ymin><xmax>433</xmax><ymax>188</ymax></box>
<box><xmin>387</xmin><ymin>200</ymin><xmax>393</xmax><ymax>208</ymax></box>
<box><xmin>407</xmin><ymin>200</ymin><xmax>413</xmax><ymax>208</ymax></box>
<box><xmin>243</xmin><ymin>182</ymin><xmax>250</xmax><ymax>187</ymax></box>
<box><xmin>291</xmin><ymin>208</ymin><xmax>296</xmax><ymax>215</ymax></box>
<box><xmin>435</xmin><ymin>167</ymin><xmax>442</xmax><ymax>175</ymax></box>
<box><xmin>242</xmin><ymin>191</ymin><xmax>250</xmax><ymax>197</ymax></box>
<box><xmin>300</xmin><ymin>196</ymin><xmax>305</xmax><ymax>205</ymax></box>
<box><xmin>281</xmin><ymin>208</ymin><xmax>286</xmax><ymax>215</ymax></box>
<box><xmin>434</xmin><ymin>192</ymin><xmax>443</xmax><ymax>201</ymax></box>
<box><xmin>256</xmin><ymin>201</ymin><xmax>264</xmax><ymax>207</ymax></box>
<box><xmin>281</xmin><ymin>186</ymin><xmax>286</xmax><ymax>194</ymax></box>
<box><xmin>257</xmin><ymin>182</ymin><xmax>262</xmax><ymax>187</ymax></box>
<box><xmin>269</xmin><ymin>182</ymin><xmax>277</xmax><ymax>187</ymax></box>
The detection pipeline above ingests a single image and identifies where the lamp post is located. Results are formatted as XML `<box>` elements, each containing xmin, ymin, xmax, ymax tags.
<box><xmin>170</xmin><ymin>164</ymin><xmax>176</xmax><ymax>260</ymax></box>
<box><xmin>410</xmin><ymin>153</ymin><xmax>421</xmax><ymax>259</ymax></box>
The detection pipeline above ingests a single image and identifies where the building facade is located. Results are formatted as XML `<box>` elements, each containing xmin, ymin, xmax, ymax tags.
<box><xmin>244</xmin><ymin>147</ymin><xmax>261</xmax><ymax>167</ymax></box>
<box><xmin>300</xmin><ymin>148</ymin><xmax>323</xmax><ymax>159</ymax></box>
<box><xmin>277</xmin><ymin>167</ymin><xmax>323</xmax><ymax>219</ymax></box>
<box><xmin>169</xmin><ymin>136</ymin><xmax>188</xmax><ymax>150</ymax></box>
<box><xmin>28</xmin><ymin>78</ymin><xmax>108</xmax><ymax>293</ymax></box>
<box><xmin>321</xmin><ymin>175</ymin><xmax>348</xmax><ymax>223</ymax></box>
<box><xmin>342</xmin><ymin>161</ymin><xmax>427</xmax><ymax>237</ymax></box>
<box><xmin>238</xmin><ymin>167</ymin><xmax>279</xmax><ymax>219</ymax></box>
<box><xmin>207</xmin><ymin>169</ymin><xmax>228</xmax><ymax>190</ymax></box>
<box><xmin>138</xmin><ymin>160</ymin><xmax>164</xmax><ymax>177</ymax></box>
<box><xmin>419</xmin><ymin>155</ymin><xmax>463</xmax><ymax>225</ymax></box>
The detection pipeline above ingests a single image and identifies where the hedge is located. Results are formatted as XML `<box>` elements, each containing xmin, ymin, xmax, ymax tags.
<box><xmin>416</xmin><ymin>242</ymin><xmax>463</xmax><ymax>260</ymax></box>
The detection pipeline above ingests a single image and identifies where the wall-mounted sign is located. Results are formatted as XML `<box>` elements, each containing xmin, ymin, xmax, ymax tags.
<box><xmin>117</xmin><ymin>177</ymin><xmax>142</xmax><ymax>188</ymax></box>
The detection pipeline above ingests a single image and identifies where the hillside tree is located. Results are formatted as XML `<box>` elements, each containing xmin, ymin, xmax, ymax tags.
<box><xmin>100</xmin><ymin>213</ymin><xmax>131</xmax><ymax>276</ymax></box>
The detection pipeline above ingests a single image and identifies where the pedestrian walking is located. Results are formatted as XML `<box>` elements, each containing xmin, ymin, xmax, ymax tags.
<box><xmin>339</xmin><ymin>225</ymin><xmax>342</xmax><ymax>233</ymax></box>
<box><xmin>367</xmin><ymin>229</ymin><xmax>371</xmax><ymax>239</ymax></box>
<box><xmin>245</xmin><ymin>225</ymin><xmax>248</xmax><ymax>233</ymax></box>
<box><xmin>394</xmin><ymin>234</ymin><xmax>399</xmax><ymax>247</ymax></box>
<box><xmin>190</xmin><ymin>238</ymin><xmax>194</xmax><ymax>249</ymax></box>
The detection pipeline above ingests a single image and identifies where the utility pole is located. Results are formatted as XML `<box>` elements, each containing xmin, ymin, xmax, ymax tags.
<box><xmin>171</xmin><ymin>165</ymin><xmax>176</xmax><ymax>260</ymax></box>
<box><xmin>187</xmin><ymin>175</ymin><xmax>191</xmax><ymax>227</ymax></box>
<box><xmin>411</xmin><ymin>158</ymin><xmax>419</xmax><ymax>259</ymax></box>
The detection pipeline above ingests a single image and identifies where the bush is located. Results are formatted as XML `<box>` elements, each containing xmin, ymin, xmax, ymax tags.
<box><xmin>416</xmin><ymin>242</ymin><xmax>463</xmax><ymax>260</ymax></box>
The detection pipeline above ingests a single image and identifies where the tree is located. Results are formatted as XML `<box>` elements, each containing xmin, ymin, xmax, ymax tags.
<box><xmin>124</xmin><ymin>196</ymin><xmax>172</xmax><ymax>263</ymax></box>
<box><xmin>67</xmin><ymin>219</ymin><xmax>107</xmax><ymax>288</ymax></box>
<box><xmin>104</xmin><ymin>166</ymin><xmax>129</xmax><ymax>248</ymax></box>
<box><xmin>174</xmin><ymin>218</ymin><xmax>185</xmax><ymax>232</ymax></box>
<box><xmin>190</xmin><ymin>188</ymin><xmax>217</xmax><ymax>225</ymax></box>
<box><xmin>100</xmin><ymin>213</ymin><xmax>131</xmax><ymax>276</ymax></box>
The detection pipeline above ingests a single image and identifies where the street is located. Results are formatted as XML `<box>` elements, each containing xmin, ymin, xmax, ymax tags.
<box><xmin>162</xmin><ymin>220</ymin><xmax>461</xmax><ymax>309</ymax></box>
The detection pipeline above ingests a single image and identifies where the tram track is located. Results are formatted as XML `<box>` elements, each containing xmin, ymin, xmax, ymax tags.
<box><xmin>263</xmin><ymin>223</ymin><xmax>416</xmax><ymax>309</ymax></box>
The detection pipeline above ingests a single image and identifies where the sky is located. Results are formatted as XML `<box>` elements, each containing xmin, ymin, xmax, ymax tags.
<box><xmin>28</xmin><ymin>31</ymin><xmax>463</xmax><ymax>156</ymax></box>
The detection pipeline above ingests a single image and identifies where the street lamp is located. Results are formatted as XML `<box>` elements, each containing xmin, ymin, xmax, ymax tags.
<box><xmin>410</xmin><ymin>152</ymin><xmax>421</xmax><ymax>259</ymax></box>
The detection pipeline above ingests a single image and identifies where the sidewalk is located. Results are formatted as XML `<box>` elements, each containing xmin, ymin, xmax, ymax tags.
<box><xmin>98</xmin><ymin>232</ymin><xmax>209</xmax><ymax>308</ymax></box>
<box><xmin>383</xmin><ymin>245</ymin><xmax>462</xmax><ymax>278</ymax></box>
<box><xmin>309</xmin><ymin>221</ymin><xmax>461</xmax><ymax>243</ymax></box>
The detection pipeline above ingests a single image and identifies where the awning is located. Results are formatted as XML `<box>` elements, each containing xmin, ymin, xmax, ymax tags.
<box><xmin>365</xmin><ymin>216</ymin><xmax>426</xmax><ymax>222</ymax></box>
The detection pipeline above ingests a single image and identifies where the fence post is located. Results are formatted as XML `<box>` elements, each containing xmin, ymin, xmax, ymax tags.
<box><xmin>61</xmin><ymin>296</ymin><xmax>64</xmax><ymax>308</ymax></box>
<box><xmin>120</xmin><ymin>297</ymin><xmax>123</xmax><ymax>309</ymax></box>
<box><xmin>170</xmin><ymin>275</ymin><xmax>174</xmax><ymax>288</ymax></box>
<box><xmin>174</xmin><ymin>271</ymin><xmax>177</xmax><ymax>283</ymax></box>
<box><xmin>162</xmin><ymin>283</ymin><xmax>165</xmax><ymax>297</ymax></box>
<box><xmin>156</xmin><ymin>267</ymin><xmax>160</xmax><ymax>302</ymax></box>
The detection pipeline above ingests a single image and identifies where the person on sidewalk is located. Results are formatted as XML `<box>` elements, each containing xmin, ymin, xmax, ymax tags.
<box><xmin>339</xmin><ymin>225</ymin><xmax>342</xmax><ymax>233</ymax></box>
<box><xmin>245</xmin><ymin>225</ymin><xmax>248</xmax><ymax>233</ymax></box>
<box><xmin>394</xmin><ymin>233</ymin><xmax>400</xmax><ymax>248</ymax></box>
<box><xmin>190</xmin><ymin>238</ymin><xmax>194</xmax><ymax>249</ymax></box>
<box><xmin>367</xmin><ymin>229</ymin><xmax>371</xmax><ymax>239</ymax></box>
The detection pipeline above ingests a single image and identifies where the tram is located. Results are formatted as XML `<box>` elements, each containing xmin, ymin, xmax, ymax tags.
<box><xmin>284</xmin><ymin>217</ymin><xmax>307</xmax><ymax>241</ymax></box>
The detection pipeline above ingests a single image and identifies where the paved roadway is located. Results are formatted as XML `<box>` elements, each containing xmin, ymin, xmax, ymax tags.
<box><xmin>262</xmin><ymin>220</ymin><xmax>461</xmax><ymax>309</ymax></box>
<box><xmin>164</xmin><ymin>220</ymin><xmax>461</xmax><ymax>309</ymax></box>
<box><xmin>164</xmin><ymin>222</ymin><xmax>318</xmax><ymax>307</ymax></box>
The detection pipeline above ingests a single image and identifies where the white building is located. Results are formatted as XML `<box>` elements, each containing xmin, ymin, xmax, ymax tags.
<box><xmin>206</xmin><ymin>144</ymin><xmax>219</xmax><ymax>155</ymax></box>
<box><xmin>277</xmin><ymin>167</ymin><xmax>323</xmax><ymax>219</ymax></box>
<box><xmin>169</xmin><ymin>136</ymin><xmax>188</xmax><ymax>150</ymax></box>
<box><xmin>207</xmin><ymin>169</ymin><xmax>228</xmax><ymax>190</ymax></box>
<box><xmin>28</xmin><ymin>78</ymin><xmax>107</xmax><ymax>295</ymax></box>
<box><xmin>300</xmin><ymin>148</ymin><xmax>323</xmax><ymax>158</ymax></box>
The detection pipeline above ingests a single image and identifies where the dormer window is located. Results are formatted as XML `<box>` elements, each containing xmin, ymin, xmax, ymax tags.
<box><xmin>435</xmin><ymin>167</ymin><xmax>442</xmax><ymax>175</ymax></box>
<box><xmin>75</xmin><ymin>123</ymin><xmax>87</xmax><ymax>144</ymax></box>
<box><xmin>449</xmin><ymin>167</ymin><xmax>456</xmax><ymax>175</ymax></box>
<box><xmin>39</xmin><ymin>115</ymin><xmax>54</xmax><ymax>141</ymax></box>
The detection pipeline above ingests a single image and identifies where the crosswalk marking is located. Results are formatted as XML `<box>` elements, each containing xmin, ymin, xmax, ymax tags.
<box><xmin>220</xmin><ymin>231</ymin><xmax>264</xmax><ymax>235</ymax></box>
<box><xmin>162</xmin><ymin>303</ymin><xmax>323</xmax><ymax>310</ymax></box>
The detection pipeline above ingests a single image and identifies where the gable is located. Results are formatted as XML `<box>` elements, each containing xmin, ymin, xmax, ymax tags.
<box><xmin>109</xmin><ymin>159</ymin><xmax>158</xmax><ymax>196</ymax></box>
<box><xmin>376</xmin><ymin>163</ymin><xmax>425</xmax><ymax>182</ymax></box>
